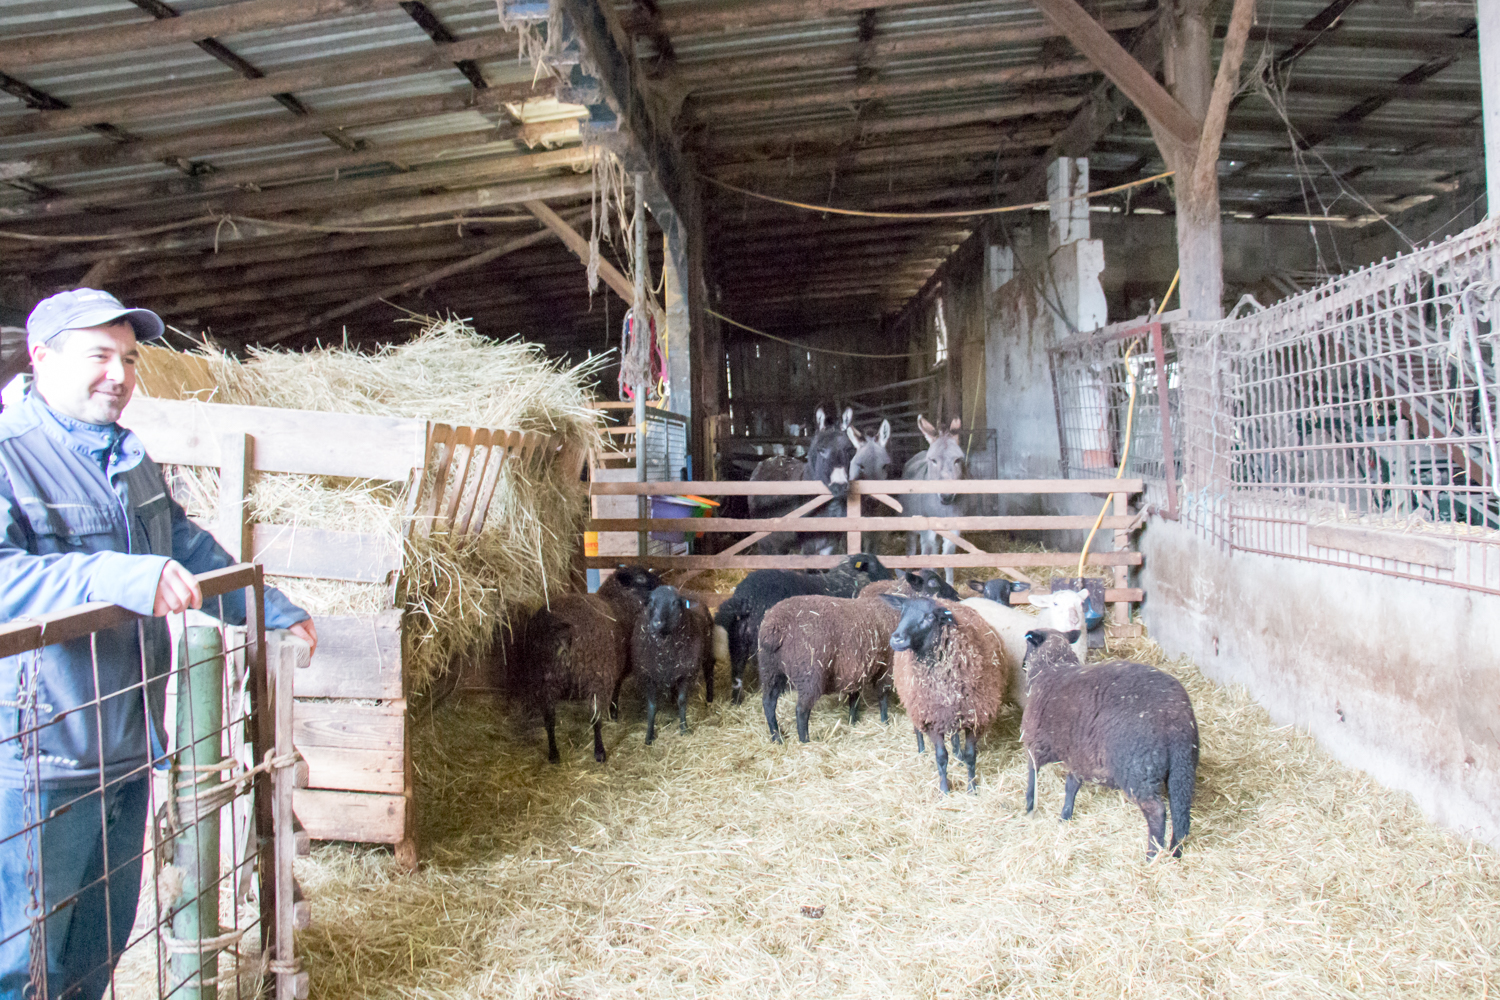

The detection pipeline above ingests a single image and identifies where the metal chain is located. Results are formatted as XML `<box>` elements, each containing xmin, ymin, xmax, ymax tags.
<box><xmin>19</xmin><ymin>646</ymin><xmax>44</xmax><ymax>998</ymax></box>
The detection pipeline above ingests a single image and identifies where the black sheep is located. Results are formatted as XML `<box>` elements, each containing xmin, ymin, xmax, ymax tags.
<box><xmin>520</xmin><ymin>565</ymin><xmax>662</xmax><ymax>763</ymax></box>
<box><xmin>632</xmin><ymin>586</ymin><xmax>715</xmax><ymax>744</ymax></box>
<box><xmin>966</xmin><ymin>577</ymin><xmax>1032</xmax><ymax>606</ymax></box>
<box><xmin>1020</xmin><ymin>628</ymin><xmax>1200</xmax><ymax>859</ymax></box>
<box><xmin>859</xmin><ymin>570</ymin><xmax>960</xmax><ymax>602</ymax></box>
<box><xmin>712</xmin><ymin>553</ymin><xmax>894</xmax><ymax>704</ymax></box>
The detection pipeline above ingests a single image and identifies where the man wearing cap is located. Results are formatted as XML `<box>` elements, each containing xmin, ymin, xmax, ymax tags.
<box><xmin>0</xmin><ymin>289</ymin><xmax>316</xmax><ymax>1000</ymax></box>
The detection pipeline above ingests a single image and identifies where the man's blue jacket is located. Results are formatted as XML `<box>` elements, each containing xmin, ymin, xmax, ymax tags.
<box><xmin>0</xmin><ymin>390</ymin><xmax>307</xmax><ymax>788</ymax></box>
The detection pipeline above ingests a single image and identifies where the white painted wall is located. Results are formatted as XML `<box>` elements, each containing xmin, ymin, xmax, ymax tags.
<box><xmin>1482</xmin><ymin>0</ymin><xmax>1500</xmax><ymax>217</ymax></box>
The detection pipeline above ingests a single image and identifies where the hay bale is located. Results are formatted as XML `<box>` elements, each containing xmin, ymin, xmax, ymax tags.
<box><xmin>160</xmin><ymin>317</ymin><xmax>605</xmax><ymax>691</ymax></box>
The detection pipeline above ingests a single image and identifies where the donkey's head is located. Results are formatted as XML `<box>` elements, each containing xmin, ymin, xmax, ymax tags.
<box><xmin>918</xmin><ymin>415</ymin><xmax>966</xmax><ymax>505</ymax></box>
<box><xmin>847</xmin><ymin>419</ymin><xmax>895</xmax><ymax>481</ymax></box>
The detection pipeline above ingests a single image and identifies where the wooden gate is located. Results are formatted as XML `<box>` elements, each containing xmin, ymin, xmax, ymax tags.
<box><xmin>585</xmin><ymin>478</ymin><xmax>1145</xmax><ymax>625</ymax></box>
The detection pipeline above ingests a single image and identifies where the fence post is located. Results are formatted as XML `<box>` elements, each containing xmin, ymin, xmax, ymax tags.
<box><xmin>172</xmin><ymin>625</ymin><xmax>224</xmax><ymax>1000</ymax></box>
<box><xmin>1393</xmin><ymin>418</ymin><xmax>1411</xmax><ymax>515</ymax></box>
<box><xmin>1112</xmin><ymin>490</ymin><xmax>1130</xmax><ymax>626</ymax></box>
<box><xmin>846</xmin><ymin>480</ymin><xmax>862</xmax><ymax>554</ymax></box>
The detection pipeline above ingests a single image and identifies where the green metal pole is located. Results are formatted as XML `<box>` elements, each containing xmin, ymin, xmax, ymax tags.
<box><xmin>172</xmin><ymin>625</ymin><xmax>224</xmax><ymax>1000</ymax></box>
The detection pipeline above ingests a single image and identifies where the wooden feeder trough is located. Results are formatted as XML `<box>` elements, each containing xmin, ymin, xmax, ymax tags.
<box><xmin>122</xmin><ymin>395</ymin><xmax>578</xmax><ymax>868</ymax></box>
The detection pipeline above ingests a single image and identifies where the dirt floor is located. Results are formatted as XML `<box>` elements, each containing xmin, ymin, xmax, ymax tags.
<box><xmin>283</xmin><ymin>633</ymin><xmax>1499</xmax><ymax>1000</ymax></box>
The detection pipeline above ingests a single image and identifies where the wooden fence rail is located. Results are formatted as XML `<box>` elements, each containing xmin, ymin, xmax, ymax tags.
<box><xmin>585</xmin><ymin>478</ymin><xmax>1145</xmax><ymax>625</ymax></box>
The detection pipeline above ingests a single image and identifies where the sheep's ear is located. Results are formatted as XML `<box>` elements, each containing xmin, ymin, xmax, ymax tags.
<box><xmin>1073</xmin><ymin>588</ymin><xmax>1090</xmax><ymax>600</ymax></box>
<box><xmin>879</xmin><ymin>593</ymin><xmax>907</xmax><ymax>612</ymax></box>
<box><xmin>1065</xmin><ymin>630</ymin><xmax>1082</xmax><ymax>645</ymax></box>
<box><xmin>851</xmin><ymin>555</ymin><xmax>870</xmax><ymax>572</ymax></box>
<box><xmin>967</xmin><ymin>579</ymin><xmax>984</xmax><ymax>592</ymax></box>
<box><xmin>1014</xmin><ymin>581</ymin><xmax>1032</xmax><ymax>592</ymax></box>
<box><xmin>917</xmin><ymin>415</ymin><xmax>938</xmax><ymax>443</ymax></box>
<box><xmin>878</xmin><ymin>419</ymin><xmax>891</xmax><ymax>446</ymax></box>
<box><xmin>904</xmin><ymin>571</ymin><xmax>924</xmax><ymax>587</ymax></box>
<box><xmin>1029</xmin><ymin>594</ymin><xmax>1054</xmax><ymax>608</ymax></box>
<box><xmin>1025</xmin><ymin>630</ymin><xmax>1047</xmax><ymax>648</ymax></box>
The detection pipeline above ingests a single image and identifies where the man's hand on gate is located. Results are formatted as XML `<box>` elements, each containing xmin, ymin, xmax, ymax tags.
<box><xmin>287</xmin><ymin>618</ymin><xmax>318</xmax><ymax>658</ymax></box>
<box><xmin>153</xmin><ymin>560</ymin><xmax>203</xmax><ymax>615</ymax></box>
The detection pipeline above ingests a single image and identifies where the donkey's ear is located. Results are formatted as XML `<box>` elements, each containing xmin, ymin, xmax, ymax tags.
<box><xmin>917</xmin><ymin>415</ymin><xmax>938</xmax><ymax>443</ymax></box>
<box><xmin>840</xmin><ymin>407</ymin><xmax>853</xmax><ymax>429</ymax></box>
<box><xmin>878</xmin><ymin>419</ymin><xmax>891</xmax><ymax>446</ymax></box>
<box><xmin>815</xmin><ymin>406</ymin><xmax>827</xmax><ymax>431</ymax></box>
<box><xmin>847</xmin><ymin>426</ymin><xmax>863</xmax><ymax>446</ymax></box>
<box><xmin>948</xmin><ymin>417</ymin><xmax>962</xmax><ymax>434</ymax></box>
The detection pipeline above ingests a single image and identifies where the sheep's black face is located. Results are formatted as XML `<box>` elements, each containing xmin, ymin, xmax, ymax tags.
<box><xmin>1023</xmin><ymin>628</ymin><xmax>1081</xmax><ymax>673</ymax></box>
<box><xmin>614</xmin><ymin>564</ymin><xmax>663</xmax><ymax>598</ymax></box>
<box><xmin>643</xmin><ymin>585</ymin><xmax>683</xmax><ymax>635</ymax></box>
<box><xmin>917</xmin><ymin>570</ymin><xmax>960</xmax><ymax>602</ymax></box>
<box><xmin>846</xmin><ymin>553</ymin><xmax>894</xmax><ymax>584</ymax></box>
<box><xmin>884</xmin><ymin>595</ymin><xmax>949</xmax><ymax>656</ymax></box>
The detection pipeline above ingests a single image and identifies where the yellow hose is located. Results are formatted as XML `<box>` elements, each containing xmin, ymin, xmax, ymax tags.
<box><xmin>1074</xmin><ymin>269</ymin><xmax>1179</xmax><ymax>579</ymax></box>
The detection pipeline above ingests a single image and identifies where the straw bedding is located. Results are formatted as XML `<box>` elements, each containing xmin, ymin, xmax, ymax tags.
<box><xmin>293</xmin><ymin>630</ymin><xmax>1499</xmax><ymax>999</ymax></box>
<box><xmin>155</xmin><ymin>318</ymin><xmax>604</xmax><ymax>690</ymax></box>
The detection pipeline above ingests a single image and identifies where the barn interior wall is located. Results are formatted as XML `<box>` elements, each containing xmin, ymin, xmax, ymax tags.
<box><xmin>1139</xmin><ymin>516</ymin><xmax>1500</xmax><ymax>850</ymax></box>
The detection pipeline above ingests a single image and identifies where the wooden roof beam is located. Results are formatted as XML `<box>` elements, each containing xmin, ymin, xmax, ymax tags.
<box><xmin>1028</xmin><ymin>0</ymin><xmax>1200</xmax><ymax>149</ymax></box>
<box><xmin>524</xmin><ymin>199</ymin><xmax>636</xmax><ymax>303</ymax></box>
<box><xmin>668</xmin><ymin>10</ymin><xmax>1154</xmax><ymax>83</ymax></box>
<box><xmin>0</xmin><ymin>33</ymin><xmax>519</xmax><ymax>140</ymax></box>
<box><xmin>689</xmin><ymin>58</ymin><xmax>1096</xmax><ymax>120</ymax></box>
<box><xmin>0</xmin><ymin>0</ymin><xmax>407</xmax><ymax>68</ymax></box>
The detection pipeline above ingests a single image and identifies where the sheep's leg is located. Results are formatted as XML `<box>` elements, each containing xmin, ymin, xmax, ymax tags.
<box><xmin>951</xmin><ymin>731</ymin><xmax>962</xmax><ymax>756</ymax></box>
<box><xmin>942</xmin><ymin>532</ymin><xmax>958</xmax><ymax>585</ymax></box>
<box><xmin>794</xmin><ymin>694</ymin><xmax>814</xmax><ymax>744</ymax></box>
<box><xmin>1139</xmin><ymin>796</ymin><xmax>1168</xmax><ymax>860</ymax></box>
<box><xmin>644</xmin><ymin>694</ymin><xmax>659</xmax><ymax>746</ymax></box>
<box><xmin>1060</xmin><ymin>773</ymin><xmax>1083</xmax><ymax>820</ymax></box>
<box><xmin>543</xmin><ymin>705</ymin><xmax>560</xmax><ymax>764</ymax></box>
<box><xmin>878</xmin><ymin>689</ymin><xmax>889</xmax><ymax>724</ymax></box>
<box><xmin>702</xmin><ymin>655</ymin><xmax>715</xmax><ymax>704</ymax></box>
<box><xmin>609</xmin><ymin>675</ymin><xmax>625</xmax><ymax>721</ymax></box>
<box><xmin>847</xmin><ymin>692</ymin><xmax>861</xmax><ymax>725</ymax></box>
<box><xmin>593</xmin><ymin>718</ymin><xmax>607</xmax><ymax>764</ymax></box>
<box><xmin>762</xmin><ymin>676</ymin><xmax>784</xmax><ymax>743</ymax></box>
<box><xmin>905</xmin><ymin>530</ymin><xmax>919</xmax><ymax>557</ymax></box>
<box><xmin>676</xmin><ymin>682</ymin><xmax>690</xmax><ymax>735</ymax></box>
<box><xmin>731</xmin><ymin>660</ymin><xmax>745</xmax><ymax>706</ymax></box>
<box><xmin>961</xmin><ymin>731</ymin><xmax>979</xmax><ymax>793</ymax></box>
<box><xmin>1025</xmin><ymin>762</ymin><xmax>1037</xmax><ymax>812</ymax></box>
<box><xmin>932</xmin><ymin>730</ymin><xmax>952</xmax><ymax>795</ymax></box>
<box><xmin>914</xmin><ymin>728</ymin><xmax>926</xmax><ymax>753</ymax></box>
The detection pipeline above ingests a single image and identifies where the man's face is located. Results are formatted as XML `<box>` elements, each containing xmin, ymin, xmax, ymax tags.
<box><xmin>29</xmin><ymin>322</ymin><xmax>139</xmax><ymax>425</ymax></box>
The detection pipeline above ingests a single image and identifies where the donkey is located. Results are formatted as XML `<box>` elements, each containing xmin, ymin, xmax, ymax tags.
<box><xmin>749</xmin><ymin>406</ymin><xmax>855</xmax><ymax>555</ymax></box>
<box><xmin>902</xmin><ymin>415</ymin><xmax>967</xmax><ymax>583</ymax></box>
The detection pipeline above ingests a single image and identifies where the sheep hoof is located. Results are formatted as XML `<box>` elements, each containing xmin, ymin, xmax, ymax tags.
<box><xmin>769</xmin><ymin>731</ymin><xmax>783</xmax><ymax>744</ymax></box>
<box><xmin>547</xmin><ymin>750</ymin><xmax>560</xmax><ymax>764</ymax></box>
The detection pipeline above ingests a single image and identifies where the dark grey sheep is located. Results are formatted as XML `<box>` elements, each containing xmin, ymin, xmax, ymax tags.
<box><xmin>632</xmin><ymin>585</ymin><xmax>715</xmax><ymax>745</ymax></box>
<box><xmin>1021</xmin><ymin>628</ymin><xmax>1200</xmax><ymax>859</ymax></box>
<box><xmin>520</xmin><ymin>565</ymin><xmax>662</xmax><ymax>763</ymax></box>
<box><xmin>859</xmin><ymin>570</ymin><xmax>960</xmax><ymax>602</ymax></box>
<box><xmin>712</xmin><ymin>553</ymin><xmax>894</xmax><ymax>704</ymax></box>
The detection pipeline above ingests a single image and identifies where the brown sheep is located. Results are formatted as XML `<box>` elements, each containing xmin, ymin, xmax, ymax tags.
<box><xmin>521</xmin><ymin>565</ymin><xmax>661</xmax><ymax>763</ymax></box>
<box><xmin>632</xmin><ymin>585</ymin><xmax>716</xmax><ymax>745</ymax></box>
<box><xmin>756</xmin><ymin>594</ymin><xmax>899</xmax><ymax>743</ymax></box>
<box><xmin>882</xmin><ymin>594</ymin><xmax>1009</xmax><ymax>793</ymax></box>
<box><xmin>1021</xmin><ymin>628</ymin><xmax>1200</xmax><ymax>859</ymax></box>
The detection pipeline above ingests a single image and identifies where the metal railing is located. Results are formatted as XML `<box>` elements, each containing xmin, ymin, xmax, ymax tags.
<box><xmin>0</xmin><ymin>564</ymin><xmax>302</xmax><ymax>1000</ymax></box>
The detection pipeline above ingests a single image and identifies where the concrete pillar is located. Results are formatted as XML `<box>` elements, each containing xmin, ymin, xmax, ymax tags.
<box><xmin>1482</xmin><ymin>0</ymin><xmax>1500</xmax><ymax>218</ymax></box>
<box><xmin>1047</xmin><ymin>157</ymin><xmax>1091</xmax><ymax>249</ymax></box>
<box><xmin>662</xmin><ymin>224</ymin><xmax>692</xmax><ymax>423</ymax></box>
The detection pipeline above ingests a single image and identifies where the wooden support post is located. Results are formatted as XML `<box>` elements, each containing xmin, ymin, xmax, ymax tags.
<box><xmin>1112</xmin><ymin>490</ymin><xmax>1129</xmax><ymax>626</ymax></box>
<box><xmin>633</xmin><ymin>174</ymin><xmax>649</xmax><ymax>559</ymax></box>
<box><xmin>219</xmin><ymin>433</ymin><xmax>254</xmax><ymax>562</ymax></box>
<box><xmin>273</xmin><ymin>636</ymin><xmax>309</xmax><ymax>1000</ymax></box>
<box><xmin>846</xmin><ymin>480</ymin><xmax>862</xmax><ymax>554</ymax></box>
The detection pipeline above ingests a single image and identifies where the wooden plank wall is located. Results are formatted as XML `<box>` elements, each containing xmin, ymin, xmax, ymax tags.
<box><xmin>723</xmin><ymin>326</ymin><xmax>904</xmax><ymax>439</ymax></box>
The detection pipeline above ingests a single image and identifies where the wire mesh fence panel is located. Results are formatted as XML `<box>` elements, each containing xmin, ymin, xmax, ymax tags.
<box><xmin>1171</xmin><ymin>217</ymin><xmax>1500</xmax><ymax>593</ymax></box>
<box><xmin>0</xmin><ymin>564</ymin><xmax>301</xmax><ymax>1000</ymax></box>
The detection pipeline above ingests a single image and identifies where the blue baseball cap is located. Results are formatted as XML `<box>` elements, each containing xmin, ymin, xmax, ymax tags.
<box><xmin>26</xmin><ymin>288</ymin><xmax>165</xmax><ymax>350</ymax></box>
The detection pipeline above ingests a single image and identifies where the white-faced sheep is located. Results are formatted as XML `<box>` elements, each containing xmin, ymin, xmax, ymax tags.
<box><xmin>712</xmin><ymin>553</ymin><xmax>894</xmax><ymax>704</ymax></box>
<box><xmin>757</xmin><ymin>595</ymin><xmax>899</xmax><ymax>743</ymax></box>
<box><xmin>632</xmin><ymin>585</ymin><xmax>716</xmax><ymax>745</ymax></box>
<box><xmin>521</xmin><ymin>565</ymin><xmax>662</xmax><ymax>763</ymax></box>
<box><xmin>881</xmin><ymin>594</ymin><xmax>1009</xmax><ymax>794</ymax></box>
<box><xmin>1021</xmin><ymin>628</ymin><xmax>1200</xmax><ymax>859</ymax></box>
<box><xmin>958</xmin><ymin>587</ymin><xmax>1090</xmax><ymax>710</ymax></box>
